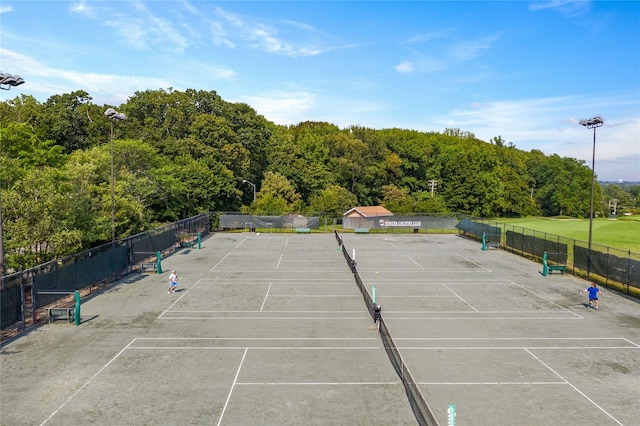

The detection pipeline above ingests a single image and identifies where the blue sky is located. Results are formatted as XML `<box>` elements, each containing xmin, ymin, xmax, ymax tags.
<box><xmin>1</xmin><ymin>1</ymin><xmax>639</xmax><ymax>181</ymax></box>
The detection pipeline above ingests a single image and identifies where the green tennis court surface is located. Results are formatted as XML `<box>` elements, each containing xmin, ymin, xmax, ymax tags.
<box><xmin>1</xmin><ymin>233</ymin><xmax>638</xmax><ymax>425</ymax></box>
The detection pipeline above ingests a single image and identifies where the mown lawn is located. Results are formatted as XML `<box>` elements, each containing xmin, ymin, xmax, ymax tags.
<box><xmin>497</xmin><ymin>216</ymin><xmax>640</xmax><ymax>254</ymax></box>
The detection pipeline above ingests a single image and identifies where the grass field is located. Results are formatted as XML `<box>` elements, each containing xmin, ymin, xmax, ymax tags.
<box><xmin>497</xmin><ymin>216</ymin><xmax>640</xmax><ymax>254</ymax></box>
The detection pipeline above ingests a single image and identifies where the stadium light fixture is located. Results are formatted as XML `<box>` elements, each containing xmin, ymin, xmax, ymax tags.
<box><xmin>0</xmin><ymin>72</ymin><xmax>25</xmax><ymax>90</ymax></box>
<box><xmin>104</xmin><ymin>108</ymin><xmax>127</xmax><ymax>247</ymax></box>
<box><xmin>578</xmin><ymin>115</ymin><xmax>603</xmax><ymax>277</ymax></box>
<box><xmin>242</xmin><ymin>180</ymin><xmax>256</xmax><ymax>201</ymax></box>
<box><xmin>0</xmin><ymin>72</ymin><xmax>26</xmax><ymax>276</ymax></box>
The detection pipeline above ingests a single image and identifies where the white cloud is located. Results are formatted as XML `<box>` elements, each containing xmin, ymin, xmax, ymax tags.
<box><xmin>1</xmin><ymin>48</ymin><xmax>170</xmax><ymax>105</ymax></box>
<box><xmin>0</xmin><ymin>4</ymin><xmax>13</xmax><ymax>13</ymax></box>
<box><xmin>432</xmin><ymin>93</ymin><xmax>640</xmax><ymax>181</ymax></box>
<box><xmin>399</xmin><ymin>30</ymin><xmax>450</xmax><ymax>45</ymax></box>
<box><xmin>70</xmin><ymin>1</ymin><xmax>189</xmax><ymax>53</ymax></box>
<box><xmin>395</xmin><ymin>61</ymin><xmax>414</xmax><ymax>73</ymax></box>
<box><xmin>241</xmin><ymin>91</ymin><xmax>316</xmax><ymax>125</ymax></box>
<box><xmin>449</xmin><ymin>32</ymin><xmax>502</xmax><ymax>62</ymax></box>
<box><xmin>212</xmin><ymin>6</ymin><xmax>329</xmax><ymax>57</ymax></box>
<box><xmin>529</xmin><ymin>1</ymin><xmax>591</xmax><ymax>17</ymax></box>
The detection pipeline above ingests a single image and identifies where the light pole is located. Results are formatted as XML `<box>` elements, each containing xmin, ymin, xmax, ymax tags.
<box><xmin>0</xmin><ymin>72</ymin><xmax>26</xmax><ymax>276</ymax></box>
<box><xmin>242</xmin><ymin>179</ymin><xmax>256</xmax><ymax>201</ymax></box>
<box><xmin>104</xmin><ymin>108</ymin><xmax>126</xmax><ymax>247</ymax></box>
<box><xmin>578</xmin><ymin>115</ymin><xmax>603</xmax><ymax>277</ymax></box>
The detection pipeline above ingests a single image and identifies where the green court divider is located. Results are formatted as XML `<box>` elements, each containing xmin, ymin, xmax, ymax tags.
<box><xmin>74</xmin><ymin>290</ymin><xmax>81</xmax><ymax>326</ymax></box>
<box><xmin>156</xmin><ymin>251</ymin><xmax>162</xmax><ymax>274</ymax></box>
<box><xmin>198</xmin><ymin>232</ymin><xmax>201</xmax><ymax>249</ymax></box>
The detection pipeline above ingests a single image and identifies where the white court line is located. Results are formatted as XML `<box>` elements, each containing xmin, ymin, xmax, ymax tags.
<box><xmin>211</xmin><ymin>268</ymin><xmax>354</xmax><ymax>272</ymax></box>
<box><xmin>165</xmin><ymin>310</ymin><xmax>365</xmax><ymax>313</ymax></box>
<box><xmin>210</xmin><ymin>252</ymin><xmax>231</xmax><ymax>271</ymax></box>
<box><xmin>133</xmin><ymin>337</ymin><xmax>377</xmax><ymax>341</ymax></box>
<box><xmin>268</xmin><ymin>295</ymin><xmax>361</xmax><ymax>297</ymax></box>
<box><xmin>452</xmin><ymin>252</ymin><xmax>491</xmax><ymax>271</ymax></box>
<box><xmin>419</xmin><ymin>381</ymin><xmax>566</xmax><ymax>385</ymax></box>
<box><xmin>129</xmin><ymin>346</ymin><xmax>381</xmax><ymax>350</ymax></box>
<box><xmin>159</xmin><ymin>278</ymin><xmax>213</xmax><ymax>318</ymax></box>
<box><xmin>160</xmin><ymin>316</ymin><xmax>370</xmax><ymax>320</ymax></box>
<box><xmin>442</xmin><ymin>283</ymin><xmax>478</xmax><ymax>312</ymax></box>
<box><xmin>260</xmin><ymin>282</ymin><xmax>272</xmax><ymax>311</ymax></box>
<box><xmin>40</xmin><ymin>339</ymin><xmax>136</xmax><ymax>426</ymax></box>
<box><xmin>622</xmin><ymin>337</ymin><xmax>640</xmax><ymax>348</ymax></box>
<box><xmin>237</xmin><ymin>381</ymin><xmax>399</xmax><ymax>385</ymax></box>
<box><xmin>387</xmin><ymin>311</ymin><xmax>581</xmax><ymax>314</ymax></box>
<box><xmin>405</xmin><ymin>255</ymin><xmax>424</xmax><ymax>269</ymax></box>
<box><xmin>395</xmin><ymin>337</ymin><xmax>630</xmax><ymax>342</ymax></box>
<box><xmin>381</xmin><ymin>296</ymin><xmax>459</xmax><ymax>298</ymax></box>
<box><xmin>524</xmin><ymin>348</ymin><xmax>624</xmax><ymax>425</ymax></box>
<box><xmin>381</xmin><ymin>316</ymin><xmax>583</xmax><ymax>320</ymax></box>
<box><xmin>197</xmin><ymin>279</ymin><xmax>354</xmax><ymax>282</ymax></box>
<box><xmin>276</xmin><ymin>254</ymin><xmax>283</xmax><ymax>269</ymax></box>
<box><xmin>217</xmin><ymin>348</ymin><xmax>248</xmax><ymax>426</ymax></box>
<box><xmin>399</xmin><ymin>346</ymin><xmax>639</xmax><ymax>350</ymax></box>
<box><xmin>234</xmin><ymin>237</ymin><xmax>249</xmax><ymax>249</ymax></box>
<box><xmin>360</xmin><ymin>279</ymin><xmax>513</xmax><ymax>283</ymax></box>
<box><xmin>507</xmin><ymin>280</ymin><xmax>581</xmax><ymax>318</ymax></box>
<box><xmin>359</xmin><ymin>268</ymin><xmax>491</xmax><ymax>272</ymax></box>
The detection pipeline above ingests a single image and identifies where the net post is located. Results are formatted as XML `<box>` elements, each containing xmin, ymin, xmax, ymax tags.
<box><xmin>448</xmin><ymin>404</ymin><xmax>456</xmax><ymax>426</ymax></box>
<box><xmin>197</xmin><ymin>232</ymin><xmax>201</xmax><ymax>249</ymax></box>
<box><xmin>542</xmin><ymin>251</ymin><xmax>548</xmax><ymax>276</ymax></box>
<box><xmin>481</xmin><ymin>232</ymin><xmax>487</xmax><ymax>251</ymax></box>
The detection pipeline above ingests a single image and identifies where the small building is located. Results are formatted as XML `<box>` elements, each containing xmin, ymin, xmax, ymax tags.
<box><xmin>343</xmin><ymin>206</ymin><xmax>393</xmax><ymax>218</ymax></box>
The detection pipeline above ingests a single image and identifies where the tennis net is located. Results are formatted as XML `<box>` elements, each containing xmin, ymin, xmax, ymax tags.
<box><xmin>334</xmin><ymin>231</ymin><xmax>440</xmax><ymax>426</ymax></box>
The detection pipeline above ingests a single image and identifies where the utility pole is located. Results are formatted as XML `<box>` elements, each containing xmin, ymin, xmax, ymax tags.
<box><xmin>428</xmin><ymin>179</ymin><xmax>438</xmax><ymax>196</ymax></box>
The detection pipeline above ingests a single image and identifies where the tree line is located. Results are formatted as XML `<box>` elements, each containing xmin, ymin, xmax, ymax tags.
<box><xmin>0</xmin><ymin>87</ymin><xmax>613</xmax><ymax>272</ymax></box>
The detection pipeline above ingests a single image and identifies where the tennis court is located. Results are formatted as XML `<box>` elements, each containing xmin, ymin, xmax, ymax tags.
<box><xmin>340</xmin><ymin>232</ymin><xmax>640</xmax><ymax>425</ymax></box>
<box><xmin>1</xmin><ymin>232</ymin><xmax>638</xmax><ymax>425</ymax></box>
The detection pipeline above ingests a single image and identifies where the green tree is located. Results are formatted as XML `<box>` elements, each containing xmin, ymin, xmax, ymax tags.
<box><xmin>308</xmin><ymin>185</ymin><xmax>358</xmax><ymax>215</ymax></box>
<box><xmin>253</xmin><ymin>171</ymin><xmax>302</xmax><ymax>213</ymax></box>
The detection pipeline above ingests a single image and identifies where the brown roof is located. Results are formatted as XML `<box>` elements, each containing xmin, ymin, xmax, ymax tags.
<box><xmin>343</xmin><ymin>206</ymin><xmax>393</xmax><ymax>217</ymax></box>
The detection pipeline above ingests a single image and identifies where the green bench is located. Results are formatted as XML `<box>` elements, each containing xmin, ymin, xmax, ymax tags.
<box><xmin>180</xmin><ymin>240</ymin><xmax>196</xmax><ymax>248</ymax></box>
<box><xmin>542</xmin><ymin>251</ymin><xmax>568</xmax><ymax>276</ymax></box>
<box><xmin>547</xmin><ymin>264</ymin><xmax>567</xmax><ymax>274</ymax></box>
<box><xmin>140</xmin><ymin>262</ymin><xmax>157</xmax><ymax>272</ymax></box>
<box><xmin>296</xmin><ymin>228</ymin><xmax>311</xmax><ymax>234</ymax></box>
<box><xmin>46</xmin><ymin>307</ymin><xmax>75</xmax><ymax>323</ymax></box>
<box><xmin>355</xmin><ymin>228</ymin><xmax>370</xmax><ymax>234</ymax></box>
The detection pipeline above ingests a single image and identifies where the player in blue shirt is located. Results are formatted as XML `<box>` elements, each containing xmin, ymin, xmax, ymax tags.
<box><xmin>580</xmin><ymin>283</ymin><xmax>603</xmax><ymax>310</ymax></box>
